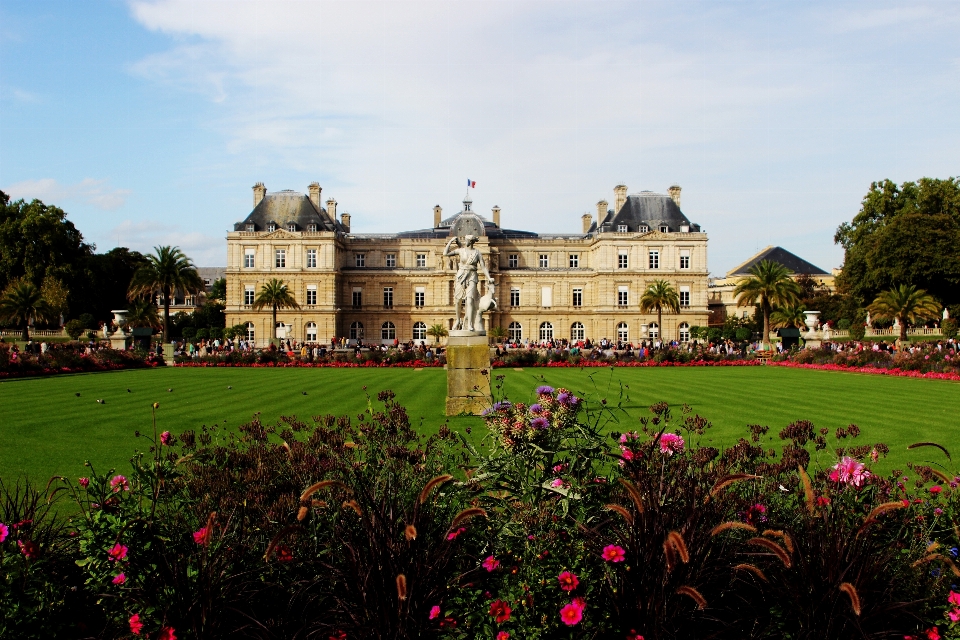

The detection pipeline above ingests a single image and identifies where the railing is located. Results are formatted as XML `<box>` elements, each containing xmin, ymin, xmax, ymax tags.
<box><xmin>0</xmin><ymin>329</ymin><xmax>67</xmax><ymax>338</ymax></box>
<box><xmin>768</xmin><ymin>327</ymin><xmax>943</xmax><ymax>340</ymax></box>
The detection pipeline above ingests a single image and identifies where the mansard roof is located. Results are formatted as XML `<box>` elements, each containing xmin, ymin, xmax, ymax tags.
<box><xmin>392</xmin><ymin>195</ymin><xmax>540</xmax><ymax>239</ymax></box>
<box><xmin>234</xmin><ymin>190</ymin><xmax>342</xmax><ymax>232</ymax></box>
<box><xmin>727</xmin><ymin>246</ymin><xmax>830</xmax><ymax>277</ymax></box>
<box><xmin>597</xmin><ymin>192</ymin><xmax>700</xmax><ymax>233</ymax></box>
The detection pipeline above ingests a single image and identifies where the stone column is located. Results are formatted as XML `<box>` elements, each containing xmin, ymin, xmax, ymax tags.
<box><xmin>445</xmin><ymin>333</ymin><xmax>492</xmax><ymax>415</ymax></box>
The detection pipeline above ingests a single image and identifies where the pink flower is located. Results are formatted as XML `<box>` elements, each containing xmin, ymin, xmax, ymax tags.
<box><xmin>108</xmin><ymin>543</ymin><xmax>128</xmax><ymax>562</ymax></box>
<box><xmin>0</xmin><ymin>522</ymin><xmax>7</xmax><ymax>543</ymax></box>
<box><xmin>930</xmin><ymin>485</ymin><xmax>943</xmax><ymax>494</ymax></box>
<box><xmin>160</xmin><ymin>431</ymin><xmax>172</xmax><ymax>445</ymax></box>
<box><xmin>129</xmin><ymin>613</ymin><xmax>144</xmax><ymax>635</ymax></box>
<box><xmin>446</xmin><ymin>527</ymin><xmax>466</xmax><ymax>541</ymax></box>
<box><xmin>559</xmin><ymin>598</ymin><xmax>585</xmax><ymax>626</ymax></box>
<box><xmin>658</xmin><ymin>433</ymin><xmax>684</xmax><ymax>456</ymax></box>
<box><xmin>78</xmin><ymin>477</ymin><xmax>89</xmax><ymax>488</ymax></box>
<box><xmin>157</xmin><ymin>627</ymin><xmax>177</xmax><ymax>640</ymax></box>
<box><xmin>109</xmin><ymin>475</ymin><xmax>130</xmax><ymax>493</ymax></box>
<box><xmin>429</xmin><ymin>605</ymin><xmax>441</xmax><ymax>620</ymax></box>
<box><xmin>925</xmin><ymin>627</ymin><xmax>940</xmax><ymax>640</ymax></box>
<box><xmin>112</xmin><ymin>573</ymin><xmax>126</xmax><ymax>585</ymax></box>
<box><xmin>193</xmin><ymin>526</ymin><xmax>211</xmax><ymax>546</ymax></box>
<box><xmin>948</xmin><ymin>609</ymin><xmax>960</xmax><ymax>623</ymax></box>
<box><xmin>557</xmin><ymin>570</ymin><xmax>579</xmax><ymax>591</ymax></box>
<box><xmin>550</xmin><ymin>478</ymin><xmax>565</xmax><ymax>488</ymax></box>
<box><xmin>949</xmin><ymin>591</ymin><xmax>960</xmax><ymax>607</ymax></box>
<box><xmin>497</xmin><ymin>632</ymin><xmax>510</xmax><ymax>640</ymax></box>
<box><xmin>830</xmin><ymin>456</ymin><xmax>870</xmax><ymax>487</ymax></box>
<box><xmin>601</xmin><ymin>544</ymin><xmax>626</xmax><ymax>563</ymax></box>
<box><xmin>621</xmin><ymin>448</ymin><xmax>635</xmax><ymax>461</ymax></box>
<box><xmin>482</xmin><ymin>555</ymin><xmax>500</xmax><ymax>572</ymax></box>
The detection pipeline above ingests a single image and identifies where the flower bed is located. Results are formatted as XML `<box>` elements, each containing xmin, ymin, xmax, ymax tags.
<box><xmin>173</xmin><ymin>358</ymin><xmax>443</xmax><ymax>368</ymax></box>
<box><xmin>0</xmin><ymin>347</ymin><xmax>162</xmax><ymax>379</ymax></box>
<box><xmin>770</xmin><ymin>360</ymin><xmax>960</xmax><ymax>381</ymax></box>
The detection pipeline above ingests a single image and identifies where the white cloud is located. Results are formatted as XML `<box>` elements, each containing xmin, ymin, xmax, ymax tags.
<box><xmin>4</xmin><ymin>178</ymin><xmax>131</xmax><ymax>210</ymax></box>
<box><xmin>108</xmin><ymin>220</ymin><xmax>224</xmax><ymax>266</ymax></box>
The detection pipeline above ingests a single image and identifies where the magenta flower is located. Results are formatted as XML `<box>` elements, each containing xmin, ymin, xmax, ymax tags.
<box><xmin>949</xmin><ymin>590</ymin><xmax>960</xmax><ymax>607</ymax></box>
<box><xmin>0</xmin><ymin>522</ymin><xmax>8</xmax><ymax>543</ymax></box>
<box><xmin>482</xmin><ymin>555</ymin><xmax>500</xmax><ymax>572</ymax></box>
<box><xmin>429</xmin><ymin>605</ymin><xmax>441</xmax><ymax>620</ymax></box>
<box><xmin>78</xmin><ymin>477</ymin><xmax>89</xmax><ymax>488</ymax></box>
<box><xmin>109</xmin><ymin>475</ymin><xmax>130</xmax><ymax>493</ymax></box>
<box><xmin>129</xmin><ymin>613</ymin><xmax>144</xmax><ymax>635</ymax></box>
<box><xmin>830</xmin><ymin>456</ymin><xmax>870</xmax><ymax>487</ymax></box>
<box><xmin>658</xmin><ymin>433</ymin><xmax>684</xmax><ymax>456</ymax></box>
<box><xmin>160</xmin><ymin>431</ymin><xmax>172</xmax><ymax>445</ymax></box>
<box><xmin>930</xmin><ymin>485</ymin><xmax>943</xmax><ymax>494</ymax></box>
<box><xmin>112</xmin><ymin>573</ymin><xmax>126</xmax><ymax>585</ymax></box>
<box><xmin>193</xmin><ymin>526</ymin><xmax>211</xmax><ymax>546</ymax></box>
<box><xmin>108</xmin><ymin>543</ymin><xmax>128</xmax><ymax>562</ymax></box>
<box><xmin>948</xmin><ymin>609</ymin><xmax>960</xmax><ymax>623</ymax></box>
<box><xmin>558</xmin><ymin>570</ymin><xmax>580</xmax><ymax>591</ymax></box>
<box><xmin>560</xmin><ymin>597</ymin><xmax>586</xmax><ymax>626</ymax></box>
<box><xmin>550</xmin><ymin>478</ymin><xmax>566</xmax><ymax>488</ymax></box>
<box><xmin>157</xmin><ymin>627</ymin><xmax>177</xmax><ymax>640</ymax></box>
<box><xmin>602</xmin><ymin>544</ymin><xmax>626</xmax><ymax>563</ymax></box>
<box><xmin>497</xmin><ymin>632</ymin><xmax>511</xmax><ymax>640</ymax></box>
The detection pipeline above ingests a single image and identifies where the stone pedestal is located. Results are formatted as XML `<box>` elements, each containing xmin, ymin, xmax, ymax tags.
<box><xmin>163</xmin><ymin>343</ymin><xmax>175</xmax><ymax>366</ymax></box>
<box><xmin>109</xmin><ymin>331</ymin><xmax>132</xmax><ymax>350</ymax></box>
<box><xmin>445</xmin><ymin>333</ymin><xmax>492</xmax><ymax>416</ymax></box>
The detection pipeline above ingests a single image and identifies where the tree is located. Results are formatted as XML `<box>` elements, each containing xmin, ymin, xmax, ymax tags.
<box><xmin>427</xmin><ymin>323</ymin><xmax>448</xmax><ymax>345</ymax></box>
<box><xmin>252</xmin><ymin>279</ymin><xmax>301</xmax><ymax>343</ymax></box>
<box><xmin>732</xmin><ymin>260</ymin><xmax>801</xmax><ymax>348</ymax></box>
<box><xmin>487</xmin><ymin>325</ymin><xmax>507</xmax><ymax>343</ymax></box>
<box><xmin>127</xmin><ymin>246</ymin><xmax>203</xmax><ymax>343</ymax></box>
<box><xmin>867</xmin><ymin>284</ymin><xmax>941</xmax><ymax>343</ymax></box>
<box><xmin>835</xmin><ymin>178</ymin><xmax>960</xmax><ymax>308</ymax></box>
<box><xmin>40</xmin><ymin>276</ymin><xmax>69</xmax><ymax>325</ymax></box>
<box><xmin>74</xmin><ymin>248</ymin><xmax>149</xmax><ymax>322</ymax></box>
<box><xmin>125</xmin><ymin>298</ymin><xmax>160</xmax><ymax>329</ymax></box>
<box><xmin>0</xmin><ymin>279</ymin><xmax>54</xmax><ymax>341</ymax></box>
<box><xmin>639</xmin><ymin>279</ymin><xmax>680</xmax><ymax>341</ymax></box>
<box><xmin>770</xmin><ymin>304</ymin><xmax>807</xmax><ymax>330</ymax></box>
<box><xmin>209</xmin><ymin>278</ymin><xmax>227</xmax><ymax>302</ymax></box>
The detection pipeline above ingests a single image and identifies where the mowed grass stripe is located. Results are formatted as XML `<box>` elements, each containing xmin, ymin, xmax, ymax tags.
<box><xmin>0</xmin><ymin>367</ymin><xmax>957</xmax><ymax>483</ymax></box>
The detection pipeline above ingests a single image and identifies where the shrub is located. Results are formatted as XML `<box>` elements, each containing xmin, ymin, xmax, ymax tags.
<box><xmin>195</xmin><ymin>328</ymin><xmax>209</xmax><ymax>340</ymax></box>
<box><xmin>181</xmin><ymin>326</ymin><xmax>196</xmax><ymax>340</ymax></box>
<box><xmin>849</xmin><ymin>322</ymin><xmax>866</xmax><ymax>341</ymax></box>
<box><xmin>837</xmin><ymin>318</ymin><xmax>852</xmax><ymax>330</ymax></box>
<box><xmin>943</xmin><ymin>318</ymin><xmax>957</xmax><ymax>339</ymax></box>
<box><xmin>64</xmin><ymin>319</ymin><xmax>86</xmax><ymax>340</ymax></box>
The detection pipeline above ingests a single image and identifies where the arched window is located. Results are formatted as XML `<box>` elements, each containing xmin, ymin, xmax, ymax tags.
<box><xmin>381</xmin><ymin>321</ymin><xmax>396</xmax><ymax>340</ymax></box>
<box><xmin>305</xmin><ymin>322</ymin><xmax>317</xmax><ymax>342</ymax></box>
<box><xmin>617</xmin><ymin>322</ymin><xmax>629</xmax><ymax>343</ymax></box>
<box><xmin>508</xmin><ymin>321</ymin><xmax>522</xmax><ymax>341</ymax></box>
<box><xmin>350</xmin><ymin>321</ymin><xmax>364</xmax><ymax>340</ymax></box>
<box><xmin>413</xmin><ymin>321</ymin><xmax>426</xmax><ymax>341</ymax></box>
<box><xmin>245</xmin><ymin>322</ymin><xmax>255</xmax><ymax>341</ymax></box>
<box><xmin>539</xmin><ymin>322</ymin><xmax>554</xmax><ymax>341</ymax></box>
<box><xmin>571</xmin><ymin>322</ymin><xmax>585</xmax><ymax>341</ymax></box>
<box><xmin>679</xmin><ymin>322</ymin><xmax>690</xmax><ymax>342</ymax></box>
<box><xmin>648</xmin><ymin>322</ymin><xmax>659</xmax><ymax>339</ymax></box>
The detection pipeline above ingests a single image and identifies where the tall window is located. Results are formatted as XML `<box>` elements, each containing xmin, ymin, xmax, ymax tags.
<box><xmin>383</xmin><ymin>287</ymin><xmax>393</xmax><ymax>308</ymax></box>
<box><xmin>306</xmin><ymin>249</ymin><xmax>317</xmax><ymax>268</ymax></box>
<box><xmin>618</xmin><ymin>252</ymin><xmax>628</xmax><ymax>269</ymax></box>
<box><xmin>539</xmin><ymin>254</ymin><xmax>549</xmax><ymax>268</ymax></box>
<box><xmin>355</xmin><ymin>253</ymin><xmax>365</xmax><ymax>267</ymax></box>
<box><xmin>306</xmin><ymin>322</ymin><xmax>317</xmax><ymax>342</ymax></box>
<box><xmin>618</xmin><ymin>286</ymin><xmax>629</xmax><ymax>307</ymax></box>
<box><xmin>352</xmin><ymin>288</ymin><xmax>362</xmax><ymax>309</ymax></box>
<box><xmin>539</xmin><ymin>322</ymin><xmax>554</xmax><ymax>341</ymax></box>
<box><xmin>244</xmin><ymin>286</ymin><xmax>254</xmax><ymax>305</ymax></box>
<box><xmin>381</xmin><ymin>321</ymin><xmax>396</xmax><ymax>340</ymax></box>
<box><xmin>508</xmin><ymin>254</ymin><xmax>519</xmax><ymax>268</ymax></box>
<box><xmin>569</xmin><ymin>254</ymin><xmax>579</xmax><ymax>268</ymax></box>
<box><xmin>246</xmin><ymin>322</ymin><xmax>255</xmax><ymax>341</ymax></box>
<box><xmin>572</xmin><ymin>288</ymin><xmax>582</xmax><ymax>307</ymax></box>
<box><xmin>679</xmin><ymin>250</ymin><xmax>690</xmax><ymax>269</ymax></box>
<box><xmin>617</xmin><ymin>322</ymin><xmax>629</xmax><ymax>342</ymax></box>
<box><xmin>508</xmin><ymin>322</ymin><xmax>522</xmax><ymax>341</ymax></box>
<box><xmin>386</xmin><ymin>253</ymin><xmax>396</xmax><ymax>268</ymax></box>
<box><xmin>648</xmin><ymin>322</ymin><xmax>659</xmax><ymax>339</ymax></box>
<box><xmin>680</xmin><ymin>286</ymin><xmax>690</xmax><ymax>307</ymax></box>
<box><xmin>416</xmin><ymin>253</ymin><xmax>427</xmax><ymax>267</ymax></box>
<box><xmin>648</xmin><ymin>250</ymin><xmax>660</xmax><ymax>269</ymax></box>
<box><xmin>275</xmin><ymin>249</ymin><xmax>286</xmax><ymax>268</ymax></box>
<box><xmin>510</xmin><ymin>288</ymin><xmax>520</xmax><ymax>306</ymax></box>
<box><xmin>349</xmin><ymin>321</ymin><xmax>363</xmax><ymax>340</ymax></box>
<box><xmin>413</xmin><ymin>321</ymin><xmax>426</xmax><ymax>341</ymax></box>
<box><xmin>679</xmin><ymin>322</ymin><xmax>691</xmax><ymax>342</ymax></box>
<box><xmin>571</xmin><ymin>322</ymin><xmax>585</xmax><ymax>341</ymax></box>
<box><xmin>414</xmin><ymin>287</ymin><xmax>425</xmax><ymax>307</ymax></box>
<box><xmin>541</xmin><ymin>286</ymin><xmax>552</xmax><ymax>308</ymax></box>
<box><xmin>243</xmin><ymin>249</ymin><xmax>255</xmax><ymax>268</ymax></box>
<box><xmin>617</xmin><ymin>224</ymin><xmax>628</xmax><ymax>233</ymax></box>
<box><xmin>306</xmin><ymin>285</ymin><xmax>317</xmax><ymax>305</ymax></box>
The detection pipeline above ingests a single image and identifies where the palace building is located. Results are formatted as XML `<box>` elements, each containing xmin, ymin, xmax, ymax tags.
<box><xmin>224</xmin><ymin>182</ymin><xmax>710</xmax><ymax>346</ymax></box>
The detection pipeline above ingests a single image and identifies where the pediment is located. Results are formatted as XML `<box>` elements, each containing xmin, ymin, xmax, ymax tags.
<box><xmin>263</xmin><ymin>230</ymin><xmax>299</xmax><ymax>239</ymax></box>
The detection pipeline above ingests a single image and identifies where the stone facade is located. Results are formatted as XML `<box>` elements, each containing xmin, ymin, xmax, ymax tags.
<box><xmin>225</xmin><ymin>184</ymin><xmax>710</xmax><ymax>346</ymax></box>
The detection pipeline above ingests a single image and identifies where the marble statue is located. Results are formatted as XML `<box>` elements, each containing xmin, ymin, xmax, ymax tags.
<box><xmin>444</xmin><ymin>234</ymin><xmax>494</xmax><ymax>333</ymax></box>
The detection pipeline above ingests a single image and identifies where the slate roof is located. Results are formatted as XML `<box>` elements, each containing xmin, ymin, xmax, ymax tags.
<box><xmin>597</xmin><ymin>192</ymin><xmax>700</xmax><ymax>233</ymax></box>
<box><xmin>727</xmin><ymin>246</ymin><xmax>830</xmax><ymax>277</ymax></box>
<box><xmin>234</xmin><ymin>190</ymin><xmax>342</xmax><ymax>232</ymax></box>
<box><xmin>393</xmin><ymin>196</ymin><xmax>539</xmax><ymax>239</ymax></box>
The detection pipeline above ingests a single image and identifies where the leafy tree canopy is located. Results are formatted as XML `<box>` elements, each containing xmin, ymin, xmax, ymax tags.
<box><xmin>835</xmin><ymin>177</ymin><xmax>960</xmax><ymax>307</ymax></box>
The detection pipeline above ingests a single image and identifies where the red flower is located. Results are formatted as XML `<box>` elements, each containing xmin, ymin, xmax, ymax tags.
<box><xmin>930</xmin><ymin>485</ymin><xmax>943</xmax><ymax>494</ymax></box>
<box><xmin>560</xmin><ymin>598</ymin><xmax>585</xmax><ymax>626</ymax></box>
<box><xmin>112</xmin><ymin>573</ymin><xmax>126</xmax><ymax>585</ymax></box>
<box><xmin>489</xmin><ymin>599</ymin><xmax>511</xmax><ymax>623</ymax></box>
<box><xmin>157</xmin><ymin>627</ymin><xmax>176</xmax><ymax>640</ymax></box>
<box><xmin>429</xmin><ymin>605</ymin><xmax>441</xmax><ymax>620</ymax></box>
<box><xmin>482</xmin><ymin>555</ymin><xmax>500</xmax><ymax>572</ymax></box>
<box><xmin>329</xmin><ymin>632</ymin><xmax>347</xmax><ymax>640</ymax></box>
<box><xmin>557</xmin><ymin>570</ymin><xmax>580</xmax><ymax>591</ymax></box>
<box><xmin>496</xmin><ymin>632</ymin><xmax>510</xmax><ymax>640</ymax></box>
<box><xmin>129</xmin><ymin>613</ymin><xmax>144</xmax><ymax>635</ymax></box>
<box><xmin>18</xmin><ymin>539</ymin><xmax>38</xmax><ymax>559</ymax></box>
<box><xmin>602</xmin><ymin>544</ymin><xmax>626</xmax><ymax>563</ymax></box>
<box><xmin>193</xmin><ymin>526</ymin><xmax>211</xmax><ymax>546</ymax></box>
<box><xmin>926</xmin><ymin>627</ymin><xmax>941</xmax><ymax>640</ymax></box>
<box><xmin>275</xmin><ymin>544</ymin><xmax>293</xmax><ymax>563</ymax></box>
<box><xmin>108</xmin><ymin>543</ymin><xmax>128</xmax><ymax>562</ymax></box>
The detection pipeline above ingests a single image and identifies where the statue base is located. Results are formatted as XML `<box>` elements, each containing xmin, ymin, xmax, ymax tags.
<box><xmin>109</xmin><ymin>332</ymin><xmax>132</xmax><ymax>351</ymax></box>
<box><xmin>445</xmin><ymin>334</ymin><xmax>492</xmax><ymax>416</ymax></box>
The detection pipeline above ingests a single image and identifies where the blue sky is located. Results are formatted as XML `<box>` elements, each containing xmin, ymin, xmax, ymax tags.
<box><xmin>2</xmin><ymin>0</ymin><xmax>958</xmax><ymax>272</ymax></box>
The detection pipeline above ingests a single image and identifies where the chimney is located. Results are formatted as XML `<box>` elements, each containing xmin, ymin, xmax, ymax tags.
<box><xmin>614</xmin><ymin>184</ymin><xmax>628</xmax><ymax>213</ymax></box>
<box><xmin>433</xmin><ymin>204</ymin><xmax>442</xmax><ymax>228</ymax></box>
<box><xmin>668</xmin><ymin>184</ymin><xmax>682</xmax><ymax>208</ymax></box>
<box><xmin>582</xmin><ymin>213</ymin><xmax>593</xmax><ymax>234</ymax></box>
<box><xmin>340</xmin><ymin>212</ymin><xmax>351</xmax><ymax>232</ymax></box>
<box><xmin>326</xmin><ymin>198</ymin><xmax>337</xmax><ymax>221</ymax></box>
<box><xmin>596</xmin><ymin>199</ymin><xmax>608</xmax><ymax>220</ymax></box>
<box><xmin>308</xmin><ymin>182</ymin><xmax>322</xmax><ymax>209</ymax></box>
<box><xmin>253</xmin><ymin>182</ymin><xmax>266</xmax><ymax>207</ymax></box>
<box><xmin>492</xmin><ymin>205</ymin><xmax>501</xmax><ymax>227</ymax></box>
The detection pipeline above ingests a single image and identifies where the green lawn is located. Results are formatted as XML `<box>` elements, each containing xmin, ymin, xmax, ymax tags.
<box><xmin>1</xmin><ymin>366</ymin><xmax>958</xmax><ymax>483</ymax></box>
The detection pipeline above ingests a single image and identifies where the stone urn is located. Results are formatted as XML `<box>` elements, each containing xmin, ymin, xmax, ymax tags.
<box><xmin>803</xmin><ymin>311</ymin><xmax>820</xmax><ymax>333</ymax></box>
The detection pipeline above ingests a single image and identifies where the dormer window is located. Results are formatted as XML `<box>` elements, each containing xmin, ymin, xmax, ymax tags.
<box><xmin>308</xmin><ymin>223</ymin><xmax>317</xmax><ymax>232</ymax></box>
<box><xmin>617</xmin><ymin>224</ymin><xmax>628</xmax><ymax>233</ymax></box>
<box><xmin>659</xmin><ymin>225</ymin><xmax>669</xmax><ymax>233</ymax></box>
<box><xmin>267</xmin><ymin>223</ymin><xmax>276</xmax><ymax>232</ymax></box>
<box><xmin>245</xmin><ymin>224</ymin><xmax>255</xmax><ymax>232</ymax></box>
<box><xmin>287</xmin><ymin>223</ymin><xmax>296</xmax><ymax>232</ymax></box>
<box><xmin>639</xmin><ymin>225</ymin><xmax>649</xmax><ymax>233</ymax></box>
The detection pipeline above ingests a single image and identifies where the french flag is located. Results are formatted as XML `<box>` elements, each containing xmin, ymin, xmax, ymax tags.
<box><xmin>467</xmin><ymin>179</ymin><xmax>476</xmax><ymax>188</ymax></box>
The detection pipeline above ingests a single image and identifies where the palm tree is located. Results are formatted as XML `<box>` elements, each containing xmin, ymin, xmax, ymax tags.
<box><xmin>0</xmin><ymin>279</ymin><xmax>53</xmax><ymax>342</ymax></box>
<box><xmin>124</xmin><ymin>298</ymin><xmax>161</xmax><ymax>329</ymax></box>
<box><xmin>128</xmin><ymin>246</ymin><xmax>203</xmax><ymax>343</ymax></box>
<box><xmin>427</xmin><ymin>323</ymin><xmax>448</xmax><ymax>345</ymax></box>
<box><xmin>770</xmin><ymin>304</ymin><xmax>807</xmax><ymax>330</ymax></box>
<box><xmin>639</xmin><ymin>279</ymin><xmax>680</xmax><ymax>340</ymax></box>
<box><xmin>252</xmin><ymin>279</ymin><xmax>301</xmax><ymax>343</ymax></box>
<box><xmin>487</xmin><ymin>325</ymin><xmax>507</xmax><ymax>343</ymax></box>
<box><xmin>732</xmin><ymin>260</ymin><xmax>801</xmax><ymax>348</ymax></box>
<box><xmin>868</xmin><ymin>284</ymin><xmax>941</xmax><ymax>343</ymax></box>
